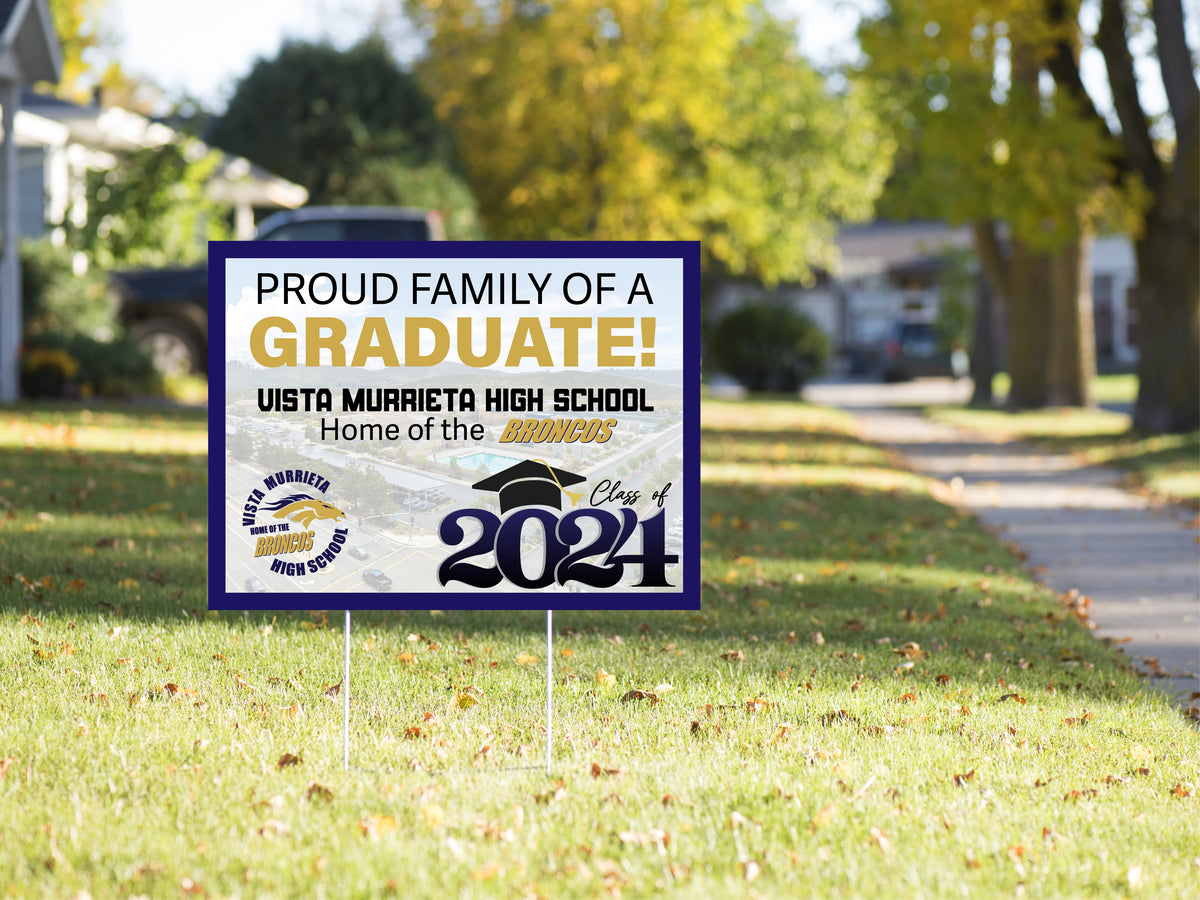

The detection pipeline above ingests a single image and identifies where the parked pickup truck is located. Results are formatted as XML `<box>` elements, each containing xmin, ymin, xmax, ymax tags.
<box><xmin>110</xmin><ymin>206</ymin><xmax>445</xmax><ymax>376</ymax></box>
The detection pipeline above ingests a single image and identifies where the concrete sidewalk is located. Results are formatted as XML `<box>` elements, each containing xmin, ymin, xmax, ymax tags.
<box><xmin>805</xmin><ymin>382</ymin><xmax>1199</xmax><ymax>707</ymax></box>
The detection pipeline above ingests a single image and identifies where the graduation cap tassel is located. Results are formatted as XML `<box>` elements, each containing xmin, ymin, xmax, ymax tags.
<box><xmin>533</xmin><ymin>459</ymin><xmax>584</xmax><ymax>507</ymax></box>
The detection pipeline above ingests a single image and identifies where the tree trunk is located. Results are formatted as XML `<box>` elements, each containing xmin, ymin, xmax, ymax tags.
<box><xmin>969</xmin><ymin>277</ymin><xmax>995</xmax><ymax>406</ymax></box>
<box><xmin>1132</xmin><ymin>213</ymin><xmax>1200</xmax><ymax>433</ymax></box>
<box><xmin>1047</xmin><ymin>233</ymin><xmax>1096</xmax><ymax>407</ymax></box>
<box><xmin>1006</xmin><ymin>239</ymin><xmax>1053</xmax><ymax>409</ymax></box>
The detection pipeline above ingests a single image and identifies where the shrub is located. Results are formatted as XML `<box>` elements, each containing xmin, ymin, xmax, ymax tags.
<box><xmin>21</xmin><ymin>331</ymin><xmax>162</xmax><ymax>399</ymax></box>
<box><xmin>20</xmin><ymin>239</ymin><xmax>116</xmax><ymax>339</ymax></box>
<box><xmin>706</xmin><ymin>301</ymin><xmax>829</xmax><ymax>392</ymax></box>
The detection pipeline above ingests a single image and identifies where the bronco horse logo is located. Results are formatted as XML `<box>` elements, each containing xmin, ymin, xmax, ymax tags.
<box><xmin>260</xmin><ymin>494</ymin><xmax>347</xmax><ymax>529</ymax></box>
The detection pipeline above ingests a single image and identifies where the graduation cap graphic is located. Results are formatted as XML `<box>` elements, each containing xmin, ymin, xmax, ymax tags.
<box><xmin>472</xmin><ymin>459</ymin><xmax>586</xmax><ymax>514</ymax></box>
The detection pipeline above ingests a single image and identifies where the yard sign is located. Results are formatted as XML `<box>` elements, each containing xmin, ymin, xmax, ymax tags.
<box><xmin>208</xmin><ymin>242</ymin><xmax>700</xmax><ymax>611</ymax></box>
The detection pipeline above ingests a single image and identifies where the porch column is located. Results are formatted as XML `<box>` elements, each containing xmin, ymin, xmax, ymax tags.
<box><xmin>0</xmin><ymin>79</ymin><xmax>19</xmax><ymax>403</ymax></box>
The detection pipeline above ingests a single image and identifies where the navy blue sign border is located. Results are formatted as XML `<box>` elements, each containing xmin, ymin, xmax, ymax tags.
<box><xmin>207</xmin><ymin>240</ymin><xmax>701</xmax><ymax>611</ymax></box>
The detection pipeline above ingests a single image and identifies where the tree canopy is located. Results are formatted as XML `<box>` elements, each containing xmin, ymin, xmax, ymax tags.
<box><xmin>45</xmin><ymin>0</ymin><xmax>105</xmax><ymax>99</ymax></box>
<box><xmin>407</xmin><ymin>0</ymin><xmax>893</xmax><ymax>284</ymax></box>
<box><xmin>74</xmin><ymin>141</ymin><xmax>230</xmax><ymax>270</ymax></box>
<box><xmin>209</xmin><ymin>37</ymin><xmax>483</xmax><ymax>238</ymax></box>
<box><xmin>861</xmin><ymin>0</ymin><xmax>1198</xmax><ymax>429</ymax></box>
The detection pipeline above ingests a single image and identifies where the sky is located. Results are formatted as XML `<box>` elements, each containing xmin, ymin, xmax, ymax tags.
<box><xmin>107</xmin><ymin>0</ymin><xmax>865</xmax><ymax>111</ymax></box>
<box><xmin>103</xmin><ymin>0</ymin><xmax>1189</xmax><ymax>130</ymax></box>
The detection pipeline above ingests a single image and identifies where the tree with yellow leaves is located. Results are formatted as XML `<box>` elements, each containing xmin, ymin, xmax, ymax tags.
<box><xmin>407</xmin><ymin>0</ymin><xmax>894</xmax><ymax>287</ymax></box>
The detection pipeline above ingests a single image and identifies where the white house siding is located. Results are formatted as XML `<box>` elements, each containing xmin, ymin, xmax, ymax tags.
<box><xmin>1091</xmin><ymin>235</ymin><xmax>1138</xmax><ymax>365</ymax></box>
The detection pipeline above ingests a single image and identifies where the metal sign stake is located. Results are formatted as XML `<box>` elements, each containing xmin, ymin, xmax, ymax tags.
<box><xmin>343</xmin><ymin>609</ymin><xmax>351</xmax><ymax>771</ymax></box>
<box><xmin>546</xmin><ymin>609</ymin><xmax>553</xmax><ymax>775</ymax></box>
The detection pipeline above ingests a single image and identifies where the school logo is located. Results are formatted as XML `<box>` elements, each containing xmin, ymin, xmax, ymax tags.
<box><xmin>239</xmin><ymin>468</ymin><xmax>351</xmax><ymax>582</ymax></box>
<box><xmin>260</xmin><ymin>494</ymin><xmax>347</xmax><ymax>529</ymax></box>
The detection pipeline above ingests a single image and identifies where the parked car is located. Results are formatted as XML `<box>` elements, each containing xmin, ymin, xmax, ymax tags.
<box><xmin>111</xmin><ymin>206</ymin><xmax>445</xmax><ymax>376</ymax></box>
<box><xmin>362</xmin><ymin>568</ymin><xmax>392</xmax><ymax>591</ymax></box>
<box><xmin>880</xmin><ymin>316</ymin><xmax>956</xmax><ymax>382</ymax></box>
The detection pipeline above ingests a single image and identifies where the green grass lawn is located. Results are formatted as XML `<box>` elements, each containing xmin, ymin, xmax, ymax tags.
<box><xmin>932</xmin><ymin>375</ymin><xmax>1200</xmax><ymax>505</ymax></box>
<box><xmin>989</xmin><ymin>373</ymin><xmax>1139</xmax><ymax>408</ymax></box>
<box><xmin>1</xmin><ymin>402</ymin><xmax>1197</xmax><ymax>899</ymax></box>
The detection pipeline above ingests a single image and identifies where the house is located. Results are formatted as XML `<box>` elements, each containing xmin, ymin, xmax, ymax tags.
<box><xmin>1091</xmin><ymin>234</ymin><xmax>1139</xmax><ymax>367</ymax></box>
<box><xmin>708</xmin><ymin>220</ymin><xmax>1140</xmax><ymax>374</ymax></box>
<box><xmin>14</xmin><ymin>87</ymin><xmax>307</xmax><ymax>244</ymax></box>
<box><xmin>0</xmin><ymin>0</ymin><xmax>61</xmax><ymax>403</ymax></box>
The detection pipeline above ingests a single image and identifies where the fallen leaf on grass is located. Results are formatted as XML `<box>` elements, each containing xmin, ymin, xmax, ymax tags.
<box><xmin>617</xmin><ymin>829</ymin><xmax>669</xmax><ymax>847</ymax></box>
<box><xmin>0</xmin><ymin>757</ymin><xmax>13</xmax><ymax>781</ymax></box>
<box><xmin>620</xmin><ymin>689</ymin><xmax>659</xmax><ymax>704</ymax></box>
<box><xmin>936</xmin><ymin>674</ymin><xmax>952</xmax><ymax>686</ymax></box>
<box><xmin>359</xmin><ymin>815</ymin><xmax>397</xmax><ymax>840</ymax></box>
<box><xmin>324</xmin><ymin>681</ymin><xmax>341</xmax><ymax>700</ymax></box>
<box><xmin>534</xmin><ymin>783</ymin><xmax>567</xmax><ymax>803</ymax></box>
<box><xmin>471</xmin><ymin>860</ymin><xmax>502</xmax><ymax>881</ymax></box>
<box><xmin>742</xmin><ymin>860</ymin><xmax>761</xmax><ymax>882</ymax></box>
<box><xmin>258</xmin><ymin>818</ymin><xmax>289</xmax><ymax>838</ymax></box>
<box><xmin>276</xmin><ymin>752</ymin><xmax>302</xmax><ymax>769</ymax></box>
<box><xmin>728</xmin><ymin>811</ymin><xmax>759</xmax><ymax>830</ymax></box>
<box><xmin>1128</xmin><ymin>745</ymin><xmax>1153</xmax><ymax>762</ymax></box>
<box><xmin>454</xmin><ymin>690</ymin><xmax>481</xmax><ymax>710</ymax></box>
<box><xmin>281</xmin><ymin>703</ymin><xmax>304</xmax><ymax>720</ymax></box>
<box><xmin>720</xmin><ymin>650</ymin><xmax>746</xmax><ymax>662</ymax></box>
<box><xmin>595</xmin><ymin>669</ymin><xmax>616</xmax><ymax>686</ymax></box>
<box><xmin>422</xmin><ymin>803</ymin><xmax>445</xmax><ymax>829</ymax></box>
<box><xmin>1172</xmin><ymin>782</ymin><xmax>1193</xmax><ymax>798</ymax></box>
<box><xmin>305</xmin><ymin>782</ymin><xmax>333</xmax><ymax>802</ymax></box>
<box><xmin>811</xmin><ymin>803</ymin><xmax>837</xmax><ymax>830</ymax></box>
<box><xmin>952</xmin><ymin>770</ymin><xmax>976</xmax><ymax>787</ymax></box>
<box><xmin>516</xmin><ymin>653</ymin><xmax>539</xmax><ymax>666</ymax></box>
<box><xmin>820</xmin><ymin>710</ymin><xmax>858</xmax><ymax>726</ymax></box>
<box><xmin>590</xmin><ymin>763</ymin><xmax>622</xmax><ymax>778</ymax></box>
<box><xmin>999</xmin><ymin>693</ymin><xmax>1027</xmax><ymax>705</ymax></box>
<box><xmin>445</xmin><ymin>837</ymin><xmax>466</xmax><ymax>863</ymax></box>
<box><xmin>869</xmin><ymin>825</ymin><xmax>891</xmax><ymax>854</ymax></box>
<box><xmin>892</xmin><ymin>642</ymin><xmax>923</xmax><ymax>661</ymax></box>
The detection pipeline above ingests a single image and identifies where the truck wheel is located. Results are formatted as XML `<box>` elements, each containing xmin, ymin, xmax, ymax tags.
<box><xmin>130</xmin><ymin>319</ymin><xmax>205</xmax><ymax>377</ymax></box>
